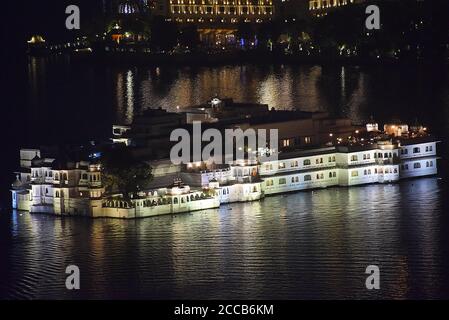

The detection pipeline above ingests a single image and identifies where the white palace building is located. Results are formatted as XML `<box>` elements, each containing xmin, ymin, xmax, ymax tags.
<box><xmin>11</xmin><ymin>122</ymin><xmax>439</xmax><ymax>218</ymax></box>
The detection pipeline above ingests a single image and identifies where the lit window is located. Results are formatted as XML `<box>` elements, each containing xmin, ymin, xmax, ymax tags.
<box><xmin>351</xmin><ymin>171</ymin><xmax>359</xmax><ymax>177</ymax></box>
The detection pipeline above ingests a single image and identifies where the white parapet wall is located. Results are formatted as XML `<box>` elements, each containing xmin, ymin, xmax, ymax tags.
<box><xmin>400</xmin><ymin>157</ymin><xmax>438</xmax><ymax>179</ymax></box>
<box><xmin>95</xmin><ymin>197</ymin><xmax>220</xmax><ymax>218</ymax></box>
<box><xmin>218</xmin><ymin>183</ymin><xmax>263</xmax><ymax>203</ymax></box>
<box><xmin>262</xmin><ymin>168</ymin><xmax>339</xmax><ymax>195</ymax></box>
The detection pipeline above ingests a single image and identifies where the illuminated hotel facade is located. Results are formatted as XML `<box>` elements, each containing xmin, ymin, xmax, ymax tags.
<box><xmin>309</xmin><ymin>0</ymin><xmax>365</xmax><ymax>16</ymax></box>
<box><xmin>168</xmin><ymin>0</ymin><xmax>274</xmax><ymax>23</ymax></box>
<box><xmin>166</xmin><ymin>0</ymin><xmax>275</xmax><ymax>45</ymax></box>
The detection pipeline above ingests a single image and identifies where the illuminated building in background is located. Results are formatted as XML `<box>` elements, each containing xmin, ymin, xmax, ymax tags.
<box><xmin>168</xmin><ymin>0</ymin><xmax>274</xmax><ymax>23</ymax></box>
<box><xmin>102</xmin><ymin>0</ymin><xmax>151</xmax><ymax>16</ymax></box>
<box><xmin>166</xmin><ymin>0</ymin><xmax>274</xmax><ymax>45</ymax></box>
<box><xmin>309</xmin><ymin>0</ymin><xmax>366</xmax><ymax>16</ymax></box>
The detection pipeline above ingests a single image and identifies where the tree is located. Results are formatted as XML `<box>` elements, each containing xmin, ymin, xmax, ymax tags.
<box><xmin>179</xmin><ymin>25</ymin><xmax>200</xmax><ymax>49</ymax></box>
<box><xmin>237</xmin><ymin>20</ymin><xmax>255</xmax><ymax>47</ymax></box>
<box><xmin>257</xmin><ymin>21</ymin><xmax>281</xmax><ymax>50</ymax></box>
<box><xmin>150</xmin><ymin>15</ymin><xmax>179</xmax><ymax>50</ymax></box>
<box><xmin>101</xmin><ymin>147</ymin><xmax>152</xmax><ymax>198</ymax></box>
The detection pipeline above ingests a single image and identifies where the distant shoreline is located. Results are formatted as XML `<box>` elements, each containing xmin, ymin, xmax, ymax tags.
<box><xmin>60</xmin><ymin>50</ymin><xmax>446</xmax><ymax>68</ymax></box>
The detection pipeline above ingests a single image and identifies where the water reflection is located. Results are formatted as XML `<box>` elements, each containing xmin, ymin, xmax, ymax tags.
<box><xmin>1</xmin><ymin>178</ymin><xmax>448</xmax><ymax>299</ymax></box>
<box><xmin>24</xmin><ymin>59</ymin><xmax>446</xmax><ymax>137</ymax></box>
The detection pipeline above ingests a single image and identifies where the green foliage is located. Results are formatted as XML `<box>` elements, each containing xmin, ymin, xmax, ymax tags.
<box><xmin>101</xmin><ymin>147</ymin><xmax>152</xmax><ymax>198</ymax></box>
<box><xmin>150</xmin><ymin>15</ymin><xmax>179</xmax><ymax>50</ymax></box>
<box><xmin>179</xmin><ymin>25</ymin><xmax>200</xmax><ymax>49</ymax></box>
<box><xmin>237</xmin><ymin>20</ymin><xmax>255</xmax><ymax>42</ymax></box>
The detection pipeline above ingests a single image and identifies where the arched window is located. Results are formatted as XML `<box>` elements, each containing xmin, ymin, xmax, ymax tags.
<box><xmin>303</xmin><ymin>159</ymin><xmax>311</xmax><ymax>166</ymax></box>
<box><xmin>174</xmin><ymin>197</ymin><xmax>178</xmax><ymax>204</ymax></box>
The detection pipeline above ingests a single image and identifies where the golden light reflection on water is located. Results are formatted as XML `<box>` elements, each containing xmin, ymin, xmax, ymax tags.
<box><xmin>115</xmin><ymin>65</ymin><xmax>357</xmax><ymax>119</ymax></box>
<box><xmin>3</xmin><ymin>178</ymin><xmax>446</xmax><ymax>299</ymax></box>
<box><xmin>125</xmin><ymin>70</ymin><xmax>134</xmax><ymax>123</ymax></box>
<box><xmin>106</xmin><ymin>63</ymin><xmax>438</xmax><ymax>129</ymax></box>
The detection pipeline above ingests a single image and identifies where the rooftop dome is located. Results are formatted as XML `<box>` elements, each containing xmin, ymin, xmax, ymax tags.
<box><xmin>11</xmin><ymin>178</ymin><xmax>23</xmax><ymax>189</ymax></box>
<box><xmin>118</xmin><ymin>0</ymin><xmax>141</xmax><ymax>14</ymax></box>
<box><xmin>27</xmin><ymin>35</ymin><xmax>46</xmax><ymax>44</ymax></box>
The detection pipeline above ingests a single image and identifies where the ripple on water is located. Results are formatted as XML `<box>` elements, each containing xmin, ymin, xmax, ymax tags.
<box><xmin>1</xmin><ymin>178</ymin><xmax>449</xmax><ymax>299</ymax></box>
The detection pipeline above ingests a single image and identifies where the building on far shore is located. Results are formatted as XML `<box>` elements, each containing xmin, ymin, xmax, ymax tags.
<box><xmin>163</xmin><ymin>0</ymin><xmax>275</xmax><ymax>45</ymax></box>
<box><xmin>308</xmin><ymin>0</ymin><xmax>366</xmax><ymax>17</ymax></box>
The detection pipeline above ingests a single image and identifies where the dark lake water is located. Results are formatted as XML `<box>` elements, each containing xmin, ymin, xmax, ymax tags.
<box><xmin>1</xmin><ymin>57</ymin><xmax>449</xmax><ymax>299</ymax></box>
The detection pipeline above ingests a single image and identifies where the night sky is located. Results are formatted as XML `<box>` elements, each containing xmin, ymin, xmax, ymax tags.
<box><xmin>2</xmin><ymin>1</ymin><xmax>103</xmax><ymax>56</ymax></box>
